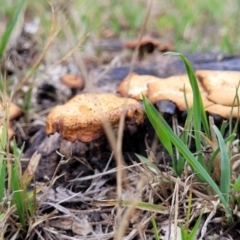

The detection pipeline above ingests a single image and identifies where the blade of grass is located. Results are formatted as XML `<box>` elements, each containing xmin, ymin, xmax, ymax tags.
<box><xmin>92</xmin><ymin>199</ymin><xmax>167</xmax><ymax>213</ymax></box>
<box><xmin>212</xmin><ymin>125</ymin><xmax>231</xmax><ymax>204</ymax></box>
<box><xmin>151</xmin><ymin>216</ymin><xmax>161</xmax><ymax>240</ymax></box>
<box><xmin>143</xmin><ymin>96</ymin><xmax>233</xmax><ymax>222</ymax></box>
<box><xmin>233</xmin><ymin>175</ymin><xmax>240</xmax><ymax>191</ymax></box>
<box><xmin>0</xmin><ymin>155</ymin><xmax>6</xmax><ymax>202</ymax></box>
<box><xmin>181</xmin><ymin>107</ymin><xmax>193</xmax><ymax>145</ymax></box>
<box><xmin>0</xmin><ymin>0</ymin><xmax>25</xmax><ymax>58</ymax></box>
<box><xmin>0</xmin><ymin>123</ymin><xmax>8</xmax><ymax>201</ymax></box>
<box><xmin>220</xmin><ymin>120</ymin><xmax>228</xmax><ymax>135</ymax></box>
<box><xmin>188</xmin><ymin>211</ymin><xmax>203</xmax><ymax>239</ymax></box>
<box><xmin>135</xmin><ymin>153</ymin><xmax>160</xmax><ymax>174</ymax></box>
<box><xmin>207</xmin><ymin>133</ymin><xmax>235</xmax><ymax>173</ymax></box>
<box><xmin>11</xmin><ymin>156</ymin><xmax>26</xmax><ymax>228</ymax></box>
<box><xmin>141</xmin><ymin>94</ymin><xmax>177</xmax><ymax>174</ymax></box>
<box><xmin>229</xmin><ymin>84</ymin><xmax>240</xmax><ymax>134</ymax></box>
<box><xmin>165</xmin><ymin>52</ymin><xmax>210</xmax><ymax>167</ymax></box>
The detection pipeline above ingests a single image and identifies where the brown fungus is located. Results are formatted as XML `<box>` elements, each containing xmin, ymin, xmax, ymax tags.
<box><xmin>0</xmin><ymin>102</ymin><xmax>23</xmax><ymax>139</ymax></box>
<box><xmin>147</xmin><ymin>74</ymin><xmax>214</xmax><ymax>111</ymax></box>
<box><xmin>117</xmin><ymin>72</ymin><xmax>160</xmax><ymax>100</ymax></box>
<box><xmin>196</xmin><ymin>70</ymin><xmax>240</xmax><ymax>118</ymax></box>
<box><xmin>60</xmin><ymin>74</ymin><xmax>84</xmax><ymax>89</ymax></box>
<box><xmin>0</xmin><ymin>102</ymin><xmax>23</xmax><ymax>120</ymax></box>
<box><xmin>46</xmin><ymin>93</ymin><xmax>144</xmax><ymax>142</ymax></box>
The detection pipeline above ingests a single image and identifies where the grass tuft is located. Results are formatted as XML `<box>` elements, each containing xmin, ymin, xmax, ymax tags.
<box><xmin>0</xmin><ymin>0</ymin><xmax>25</xmax><ymax>59</ymax></box>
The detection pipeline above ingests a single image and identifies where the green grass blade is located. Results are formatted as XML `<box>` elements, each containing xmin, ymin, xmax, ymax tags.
<box><xmin>208</xmin><ymin>147</ymin><xmax>220</xmax><ymax>173</ymax></box>
<box><xmin>0</xmin><ymin>122</ymin><xmax>8</xmax><ymax>150</ymax></box>
<box><xmin>233</xmin><ymin>175</ymin><xmax>240</xmax><ymax>191</ymax></box>
<box><xmin>144</xmin><ymin>101</ymin><xmax>173</xmax><ymax>157</ymax></box>
<box><xmin>208</xmin><ymin>133</ymin><xmax>235</xmax><ymax>173</ymax></box>
<box><xmin>181</xmin><ymin>107</ymin><xmax>193</xmax><ymax>145</ymax></box>
<box><xmin>0</xmin><ymin>156</ymin><xmax>6</xmax><ymax>202</ymax></box>
<box><xmin>164</xmin><ymin>52</ymin><xmax>210</xmax><ymax>168</ymax></box>
<box><xmin>188</xmin><ymin>212</ymin><xmax>203</xmax><ymax>239</ymax></box>
<box><xmin>142</xmin><ymin>95</ymin><xmax>177</xmax><ymax>173</ymax></box>
<box><xmin>229</xmin><ymin>84</ymin><xmax>240</xmax><ymax>134</ymax></box>
<box><xmin>0</xmin><ymin>0</ymin><xmax>25</xmax><ymax>58</ymax></box>
<box><xmin>93</xmin><ymin>199</ymin><xmax>167</xmax><ymax>213</ymax></box>
<box><xmin>143</xmin><ymin>96</ymin><xmax>233</xmax><ymax>221</ymax></box>
<box><xmin>0</xmin><ymin>122</ymin><xmax>8</xmax><ymax>201</ymax></box>
<box><xmin>11</xmin><ymin>157</ymin><xmax>26</xmax><ymax>228</ymax></box>
<box><xmin>220</xmin><ymin>120</ymin><xmax>228</xmax><ymax>135</ymax></box>
<box><xmin>212</xmin><ymin>126</ymin><xmax>231</xmax><ymax>204</ymax></box>
<box><xmin>180</xmin><ymin>225</ymin><xmax>188</xmax><ymax>239</ymax></box>
<box><xmin>135</xmin><ymin>153</ymin><xmax>160</xmax><ymax>174</ymax></box>
<box><xmin>165</xmin><ymin>52</ymin><xmax>210</xmax><ymax>138</ymax></box>
<box><xmin>151</xmin><ymin>216</ymin><xmax>161</xmax><ymax>240</ymax></box>
<box><xmin>122</xmin><ymin>200</ymin><xmax>167</xmax><ymax>212</ymax></box>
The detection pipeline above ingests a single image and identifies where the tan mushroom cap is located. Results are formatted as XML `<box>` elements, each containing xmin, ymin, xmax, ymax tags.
<box><xmin>123</xmin><ymin>37</ymin><xmax>159</xmax><ymax>49</ymax></box>
<box><xmin>195</xmin><ymin>70</ymin><xmax>240</xmax><ymax>118</ymax></box>
<box><xmin>0</xmin><ymin>102</ymin><xmax>22</xmax><ymax>120</ymax></box>
<box><xmin>207</xmin><ymin>88</ymin><xmax>240</xmax><ymax>106</ymax></box>
<box><xmin>195</xmin><ymin>70</ymin><xmax>240</xmax><ymax>92</ymax></box>
<box><xmin>117</xmin><ymin>72</ymin><xmax>160</xmax><ymax>100</ymax></box>
<box><xmin>206</xmin><ymin>104</ymin><xmax>240</xmax><ymax>119</ymax></box>
<box><xmin>60</xmin><ymin>74</ymin><xmax>84</xmax><ymax>89</ymax></box>
<box><xmin>147</xmin><ymin>74</ymin><xmax>214</xmax><ymax>110</ymax></box>
<box><xmin>46</xmin><ymin>93</ymin><xmax>144</xmax><ymax>142</ymax></box>
<box><xmin>0</xmin><ymin>121</ymin><xmax>15</xmax><ymax>139</ymax></box>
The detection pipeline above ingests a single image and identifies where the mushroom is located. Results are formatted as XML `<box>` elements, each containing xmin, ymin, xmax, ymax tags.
<box><xmin>147</xmin><ymin>74</ymin><xmax>214</xmax><ymax>111</ymax></box>
<box><xmin>45</xmin><ymin>93</ymin><xmax>144</xmax><ymax>142</ymax></box>
<box><xmin>195</xmin><ymin>70</ymin><xmax>240</xmax><ymax>92</ymax></box>
<box><xmin>124</xmin><ymin>37</ymin><xmax>174</xmax><ymax>59</ymax></box>
<box><xmin>0</xmin><ymin>102</ymin><xmax>23</xmax><ymax>120</ymax></box>
<box><xmin>123</xmin><ymin>37</ymin><xmax>159</xmax><ymax>59</ymax></box>
<box><xmin>60</xmin><ymin>74</ymin><xmax>84</xmax><ymax>96</ymax></box>
<box><xmin>117</xmin><ymin>72</ymin><xmax>160</xmax><ymax>100</ymax></box>
<box><xmin>0</xmin><ymin>102</ymin><xmax>23</xmax><ymax>139</ymax></box>
<box><xmin>196</xmin><ymin>70</ymin><xmax>240</xmax><ymax>118</ymax></box>
<box><xmin>205</xmin><ymin>104</ymin><xmax>240</xmax><ymax>119</ymax></box>
<box><xmin>207</xmin><ymin>88</ymin><xmax>240</xmax><ymax>106</ymax></box>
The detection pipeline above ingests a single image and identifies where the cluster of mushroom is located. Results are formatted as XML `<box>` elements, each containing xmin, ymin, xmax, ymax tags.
<box><xmin>117</xmin><ymin>70</ymin><xmax>240</xmax><ymax>118</ymax></box>
<box><xmin>45</xmin><ymin>70</ymin><xmax>240</xmax><ymax>144</ymax></box>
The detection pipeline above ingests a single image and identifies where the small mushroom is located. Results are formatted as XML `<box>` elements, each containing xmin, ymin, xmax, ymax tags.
<box><xmin>0</xmin><ymin>102</ymin><xmax>23</xmax><ymax>120</ymax></box>
<box><xmin>147</xmin><ymin>74</ymin><xmax>213</xmax><ymax>111</ymax></box>
<box><xmin>45</xmin><ymin>93</ymin><xmax>144</xmax><ymax>142</ymax></box>
<box><xmin>124</xmin><ymin>37</ymin><xmax>174</xmax><ymax>59</ymax></box>
<box><xmin>117</xmin><ymin>72</ymin><xmax>160</xmax><ymax>100</ymax></box>
<box><xmin>124</xmin><ymin>37</ymin><xmax>159</xmax><ymax>50</ymax></box>
<box><xmin>123</xmin><ymin>37</ymin><xmax>160</xmax><ymax>59</ymax></box>
<box><xmin>0</xmin><ymin>102</ymin><xmax>23</xmax><ymax>139</ymax></box>
<box><xmin>60</xmin><ymin>74</ymin><xmax>84</xmax><ymax>96</ymax></box>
